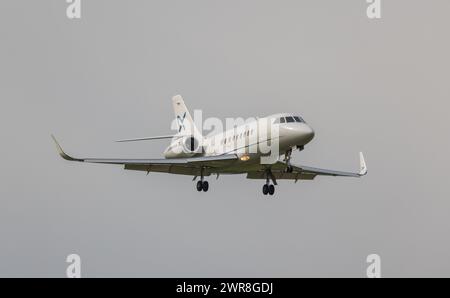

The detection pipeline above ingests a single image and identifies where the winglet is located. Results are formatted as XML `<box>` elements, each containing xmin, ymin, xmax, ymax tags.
<box><xmin>359</xmin><ymin>152</ymin><xmax>367</xmax><ymax>176</ymax></box>
<box><xmin>51</xmin><ymin>135</ymin><xmax>83</xmax><ymax>162</ymax></box>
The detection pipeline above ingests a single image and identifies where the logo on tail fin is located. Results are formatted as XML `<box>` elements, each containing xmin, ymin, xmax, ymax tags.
<box><xmin>177</xmin><ymin>112</ymin><xmax>187</xmax><ymax>132</ymax></box>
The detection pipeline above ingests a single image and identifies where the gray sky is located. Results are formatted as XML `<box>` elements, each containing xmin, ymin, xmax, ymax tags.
<box><xmin>0</xmin><ymin>0</ymin><xmax>449</xmax><ymax>277</ymax></box>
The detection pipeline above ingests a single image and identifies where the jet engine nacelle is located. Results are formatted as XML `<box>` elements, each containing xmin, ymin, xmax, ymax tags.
<box><xmin>164</xmin><ymin>136</ymin><xmax>203</xmax><ymax>158</ymax></box>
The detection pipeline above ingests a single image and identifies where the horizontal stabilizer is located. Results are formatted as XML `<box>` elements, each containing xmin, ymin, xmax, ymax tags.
<box><xmin>115</xmin><ymin>135</ymin><xmax>185</xmax><ymax>142</ymax></box>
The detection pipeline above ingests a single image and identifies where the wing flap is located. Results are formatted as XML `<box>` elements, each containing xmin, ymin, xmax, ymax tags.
<box><xmin>299</xmin><ymin>165</ymin><xmax>360</xmax><ymax>177</ymax></box>
<box><xmin>124</xmin><ymin>164</ymin><xmax>202</xmax><ymax>176</ymax></box>
<box><xmin>246</xmin><ymin>171</ymin><xmax>316</xmax><ymax>180</ymax></box>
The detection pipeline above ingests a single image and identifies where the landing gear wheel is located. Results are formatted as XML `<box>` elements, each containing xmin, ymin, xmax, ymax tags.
<box><xmin>268</xmin><ymin>184</ymin><xmax>275</xmax><ymax>195</ymax></box>
<box><xmin>202</xmin><ymin>181</ymin><xmax>209</xmax><ymax>192</ymax></box>
<box><xmin>196</xmin><ymin>180</ymin><xmax>203</xmax><ymax>191</ymax></box>
<box><xmin>262</xmin><ymin>184</ymin><xmax>269</xmax><ymax>195</ymax></box>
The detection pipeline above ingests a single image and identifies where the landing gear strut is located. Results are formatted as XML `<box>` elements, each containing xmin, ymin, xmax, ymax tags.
<box><xmin>284</xmin><ymin>149</ymin><xmax>293</xmax><ymax>173</ymax></box>
<box><xmin>262</xmin><ymin>169</ymin><xmax>276</xmax><ymax>196</ymax></box>
<box><xmin>195</xmin><ymin>167</ymin><xmax>209</xmax><ymax>192</ymax></box>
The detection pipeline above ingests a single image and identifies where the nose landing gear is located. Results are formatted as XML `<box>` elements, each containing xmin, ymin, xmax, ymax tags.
<box><xmin>284</xmin><ymin>149</ymin><xmax>293</xmax><ymax>173</ymax></box>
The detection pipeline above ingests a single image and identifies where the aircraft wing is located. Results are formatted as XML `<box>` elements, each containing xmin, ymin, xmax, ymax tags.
<box><xmin>52</xmin><ymin>135</ymin><xmax>238</xmax><ymax>176</ymax></box>
<box><xmin>247</xmin><ymin>153</ymin><xmax>367</xmax><ymax>181</ymax></box>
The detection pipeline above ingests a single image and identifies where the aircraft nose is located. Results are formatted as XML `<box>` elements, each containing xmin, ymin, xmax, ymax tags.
<box><xmin>280</xmin><ymin>123</ymin><xmax>314</xmax><ymax>146</ymax></box>
<box><xmin>305</xmin><ymin>124</ymin><xmax>314</xmax><ymax>138</ymax></box>
<box><xmin>299</xmin><ymin>124</ymin><xmax>315</xmax><ymax>144</ymax></box>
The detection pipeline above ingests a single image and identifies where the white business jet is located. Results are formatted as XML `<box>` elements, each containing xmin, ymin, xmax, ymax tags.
<box><xmin>52</xmin><ymin>95</ymin><xmax>367</xmax><ymax>195</ymax></box>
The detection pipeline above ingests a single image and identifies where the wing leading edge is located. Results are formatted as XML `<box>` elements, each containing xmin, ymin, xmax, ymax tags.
<box><xmin>299</xmin><ymin>152</ymin><xmax>367</xmax><ymax>177</ymax></box>
<box><xmin>53</xmin><ymin>135</ymin><xmax>366</xmax><ymax>181</ymax></box>
<box><xmin>51</xmin><ymin>135</ymin><xmax>238</xmax><ymax>170</ymax></box>
<box><xmin>247</xmin><ymin>153</ymin><xmax>367</xmax><ymax>181</ymax></box>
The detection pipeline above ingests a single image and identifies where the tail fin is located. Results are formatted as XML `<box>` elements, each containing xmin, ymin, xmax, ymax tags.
<box><xmin>172</xmin><ymin>95</ymin><xmax>202</xmax><ymax>139</ymax></box>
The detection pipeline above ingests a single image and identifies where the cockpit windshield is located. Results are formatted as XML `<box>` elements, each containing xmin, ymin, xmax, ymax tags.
<box><xmin>274</xmin><ymin>115</ymin><xmax>305</xmax><ymax>124</ymax></box>
<box><xmin>293</xmin><ymin>116</ymin><xmax>305</xmax><ymax>123</ymax></box>
<box><xmin>285</xmin><ymin>116</ymin><xmax>295</xmax><ymax>123</ymax></box>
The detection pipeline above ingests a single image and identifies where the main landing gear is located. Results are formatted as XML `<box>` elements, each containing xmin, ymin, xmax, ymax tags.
<box><xmin>262</xmin><ymin>169</ymin><xmax>277</xmax><ymax>196</ymax></box>
<box><xmin>262</xmin><ymin>184</ymin><xmax>275</xmax><ymax>195</ymax></box>
<box><xmin>196</xmin><ymin>180</ymin><xmax>209</xmax><ymax>192</ymax></box>
<box><xmin>195</xmin><ymin>167</ymin><xmax>209</xmax><ymax>192</ymax></box>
